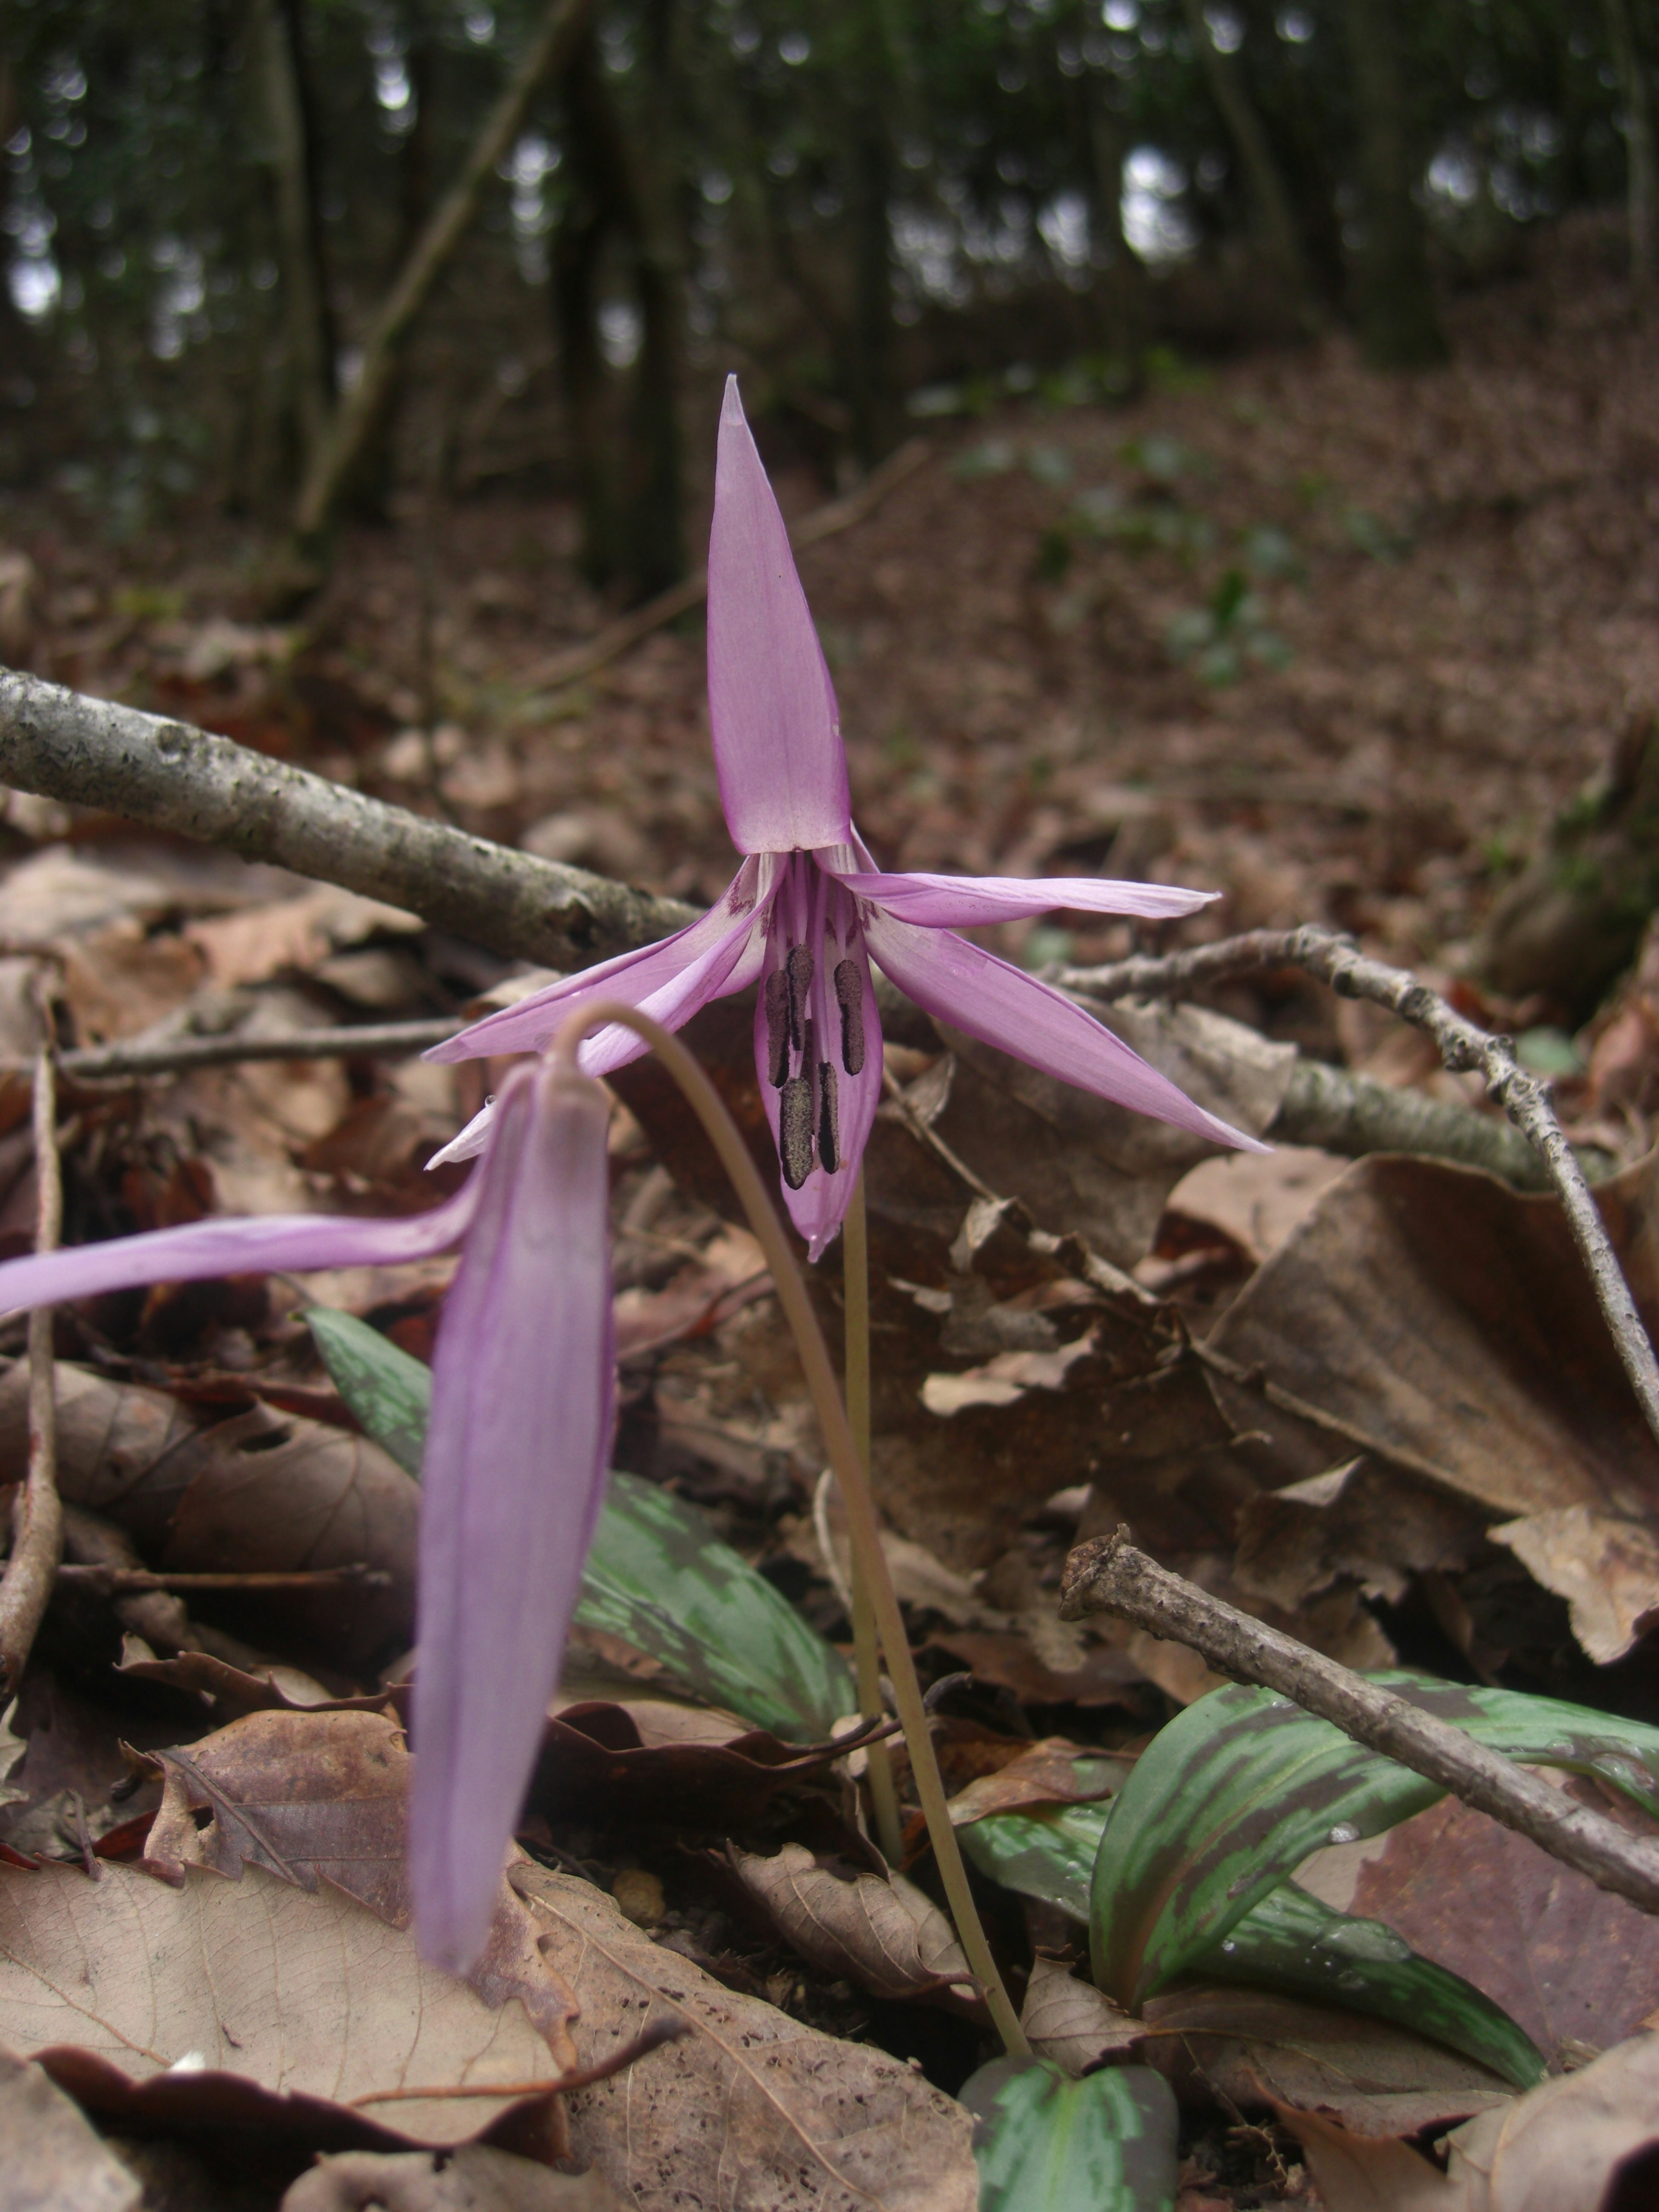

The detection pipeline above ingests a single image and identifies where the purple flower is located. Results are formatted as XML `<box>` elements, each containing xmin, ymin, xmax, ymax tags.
<box><xmin>429</xmin><ymin>377</ymin><xmax>1261</xmax><ymax>1256</ymax></box>
<box><xmin>0</xmin><ymin>1055</ymin><xmax>616</xmax><ymax>1974</ymax></box>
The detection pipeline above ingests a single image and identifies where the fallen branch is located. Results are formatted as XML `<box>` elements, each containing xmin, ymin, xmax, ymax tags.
<box><xmin>0</xmin><ymin>1011</ymin><xmax>62</xmax><ymax>1691</ymax></box>
<box><xmin>518</xmin><ymin>434</ymin><xmax>933</xmax><ymax>694</ymax></box>
<box><xmin>57</xmin><ymin>1563</ymin><xmax>390</xmax><ymax>1593</ymax></box>
<box><xmin>1055</xmin><ymin>923</ymin><xmax>1659</xmax><ymax>1451</ymax></box>
<box><xmin>0</xmin><ymin>667</ymin><xmax>696</xmax><ymax>969</ymax></box>
<box><xmin>36</xmin><ymin>1017</ymin><xmax>462</xmax><ymax>1084</ymax></box>
<box><xmin>1060</xmin><ymin>1529</ymin><xmax>1659</xmax><ymax>1918</ymax></box>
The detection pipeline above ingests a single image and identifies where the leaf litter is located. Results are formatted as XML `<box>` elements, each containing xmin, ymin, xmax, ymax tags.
<box><xmin>7</xmin><ymin>241</ymin><xmax>1659</xmax><ymax>2204</ymax></box>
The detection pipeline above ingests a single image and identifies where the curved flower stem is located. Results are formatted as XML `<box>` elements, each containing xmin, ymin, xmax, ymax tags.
<box><xmin>842</xmin><ymin>1170</ymin><xmax>905</xmax><ymax>1869</ymax></box>
<box><xmin>554</xmin><ymin>1000</ymin><xmax>1028</xmax><ymax>2057</ymax></box>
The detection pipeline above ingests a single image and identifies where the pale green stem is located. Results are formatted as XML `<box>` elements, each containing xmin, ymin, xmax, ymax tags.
<box><xmin>553</xmin><ymin>1001</ymin><xmax>1028</xmax><ymax>2056</ymax></box>
<box><xmin>842</xmin><ymin>1170</ymin><xmax>904</xmax><ymax>1868</ymax></box>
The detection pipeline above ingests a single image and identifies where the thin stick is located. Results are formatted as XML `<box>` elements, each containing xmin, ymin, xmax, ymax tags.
<box><xmin>553</xmin><ymin>1001</ymin><xmax>1027</xmax><ymax>2056</ymax></box>
<box><xmin>1054</xmin><ymin>923</ymin><xmax>1659</xmax><ymax>1452</ymax></box>
<box><xmin>28</xmin><ymin>1017</ymin><xmax>463</xmax><ymax>1084</ymax></box>
<box><xmin>56</xmin><ymin>1564</ymin><xmax>389</xmax><ymax>1592</ymax></box>
<box><xmin>349</xmin><ymin>2016</ymin><xmax>687</xmax><ymax>2106</ymax></box>
<box><xmin>0</xmin><ymin>1013</ymin><xmax>64</xmax><ymax>1691</ymax></box>
<box><xmin>1060</xmin><ymin>1529</ymin><xmax>1659</xmax><ymax>1918</ymax></box>
<box><xmin>842</xmin><ymin>1170</ymin><xmax>905</xmax><ymax>1869</ymax></box>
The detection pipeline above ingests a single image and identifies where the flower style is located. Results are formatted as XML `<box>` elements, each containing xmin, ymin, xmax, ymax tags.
<box><xmin>428</xmin><ymin>377</ymin><xmax>1261</xmax><ymax>1256</ymax></box>
<box><xmin>0</xmin><ymin>1053</ymin><xmax>616</xmax><ymax>1975</ymax></box>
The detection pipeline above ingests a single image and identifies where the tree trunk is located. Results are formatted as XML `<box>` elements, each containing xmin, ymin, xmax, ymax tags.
<box><xmin>273</xmin><ymin>0</ymin><xmax>592</xmax><ymax>595</ymax></box>
<box><xmin>1603</xmin><ymin>0</ymin><xmax>1658</xmax><ymax>303</ymax></box>
<box><xmin>619</xmin><ymin>0</ymin><xmax>686</xmax><ymax>601</ymax></box>
<box><xmin>551</xmin><ymin>139</ymin><xmax>619</xmax><ymax>591</ymax></box>
<box><xmin>1341</xmin><ymin>0</ymin><xmax>1447</xmax><ymax>368</ymax></box>
<box><xmin>1180</xmin><ymin>0</ymin><xmax>1314</xmax><ymax>318</ymax></box>
<box><xmin>252</xmin><ymin>0</ymin><xmax>337</xmax><ymax>488</ymax></box>
<box><xmin>1081</xmin><ymin>82</ymin><xmax>1150</xmax><ymax>362</ymax></box>
<box><xmin>843</xmin><ymin>0</ymin><xmax>899</xmax><ymax>468</ymax></box>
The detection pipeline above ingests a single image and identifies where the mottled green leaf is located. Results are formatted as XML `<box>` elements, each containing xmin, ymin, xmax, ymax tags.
<box><xmin>1189</xmin><ymin>1879</ymin><xmax>1545</xmax><ymax>2089</ymax></box>
<box><xmin>1092</xmin><ymin>1674</ymin><xmax>1659</xmax><ymax>2009</ymax></box>
<box><xmin>965</xmin><ymin>1789</ymin><xmax>1543</xmax><ymax>2087</ymax></box>
<box><xmin>963</xmin><ymin>2058</ymin><xmax>1176</xmax><ymax>2212</ymax></box>
<box><xmin>307</xmin><ymin>1309</ymin><xmax>852</xmax><ymax>1740</ymax></box>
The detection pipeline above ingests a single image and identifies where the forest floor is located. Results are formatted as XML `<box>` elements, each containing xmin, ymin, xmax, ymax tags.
<box><xmin>2</xmin><ymin>211</ymin><xmax>1659</xmax><ymax>2210</ymax></box>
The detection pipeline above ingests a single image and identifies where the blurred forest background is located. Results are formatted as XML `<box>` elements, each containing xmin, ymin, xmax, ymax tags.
<box><xmin>2</xmin><ymin>0</ymin><xmax>1659</xmax><ymax>1028</ymax></box>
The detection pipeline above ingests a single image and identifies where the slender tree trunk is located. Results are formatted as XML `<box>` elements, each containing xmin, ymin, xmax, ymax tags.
<box><xmin>551</xmin><ymin>153</ymin><xmax>619</xmax><ymax>590</ymax></box>
<box><xmin>1604</xmin><ymin>0</ymin><xmax>1658</xmax><ymax>303</ymax></box>
<box><xmin>277</xmin><ymin>0</ymin><xmax>591</xmax><ymax>587</ymax></box>
<box><xmin>252</xmin><ymin>0</ymin><xmax>336</xmax><ymax>486</ymax></box>
<box><xmin>843</xmin><ymin>0</ymin><xmax>899</xmax><ymax>468</ymax></box>
<box><xmin>1181</xmin><ymin>0</ymin><xmax>1313</xmax><ymax>316</ymax></box>
<box><xmin>619</xmin><ymin>0</ymin><xmax>686</xmax><ymax>601</ymax></box>
<box><xmin>1341</xmin><ymin>0</ymin><xmax>1447</xmax><ymax>368</ymax></box>
<box><xmin>1081</xmin><ymin>83</ymin><xmax>1150</xmax><ymax>359</ymax></box>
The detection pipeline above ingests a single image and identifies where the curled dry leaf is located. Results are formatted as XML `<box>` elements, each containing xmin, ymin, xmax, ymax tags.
<box><xmin>1298</xmin><ymin>1790</ymin><xmax>1659</xmax><ymax>2068</ymax></box>
<box><xmin>1208</xmin><ymin>1155</ymin><xmax>1659</xmax><ymax>1660</ymax></box>
<box><xmin>728</xmin><ymin>1840</ymin><xmax>979</xmax><ymax>2012</ymax></box>
<box><xmin>0</xmin><ymin>2043</ymin><xmax>142</xmax><ymax>2212</ymax></box>
<box><xmin>946</xmin><ymin>1738</ymin><xmax>1129</xmax><ymax>1826</ymax></box>
<box><xmin>1286</xmin><ymin>2032</ymin><xmax>1659</xmax><ymax>2212</ymax></box>
<box><xmin>512</xmin><ymin>1862</ymin><xmax>979</xmax><ymax>2212</ymax></box>
<box><xmin>138</xmin><ymin>1708</ymin><xmax>578</xmax><ymax>2063</ymax></box>
<box><xmin>280</xmin><ymin>2145</ymin><xmax>631</xmax><ymax>2212</ymax></box>
<box><xmin>0</xmin><ymin>1858</ymin><xmax>570</xmax><ymax>2148</ymax></box>
<box><xmin>528</xmin><ymin>1696</ymin><xmax>854</xmax><ymax>1830</ymax></box>
<box><xmin>0</xmin><ymin>1363</ymin><xmax>418</xmax><ymax>1664</ymax></box>
<box><xmin>1019</xmin><ymin>1955</ymin><xmax>1147</xmax><ymax>2077</ymax></box>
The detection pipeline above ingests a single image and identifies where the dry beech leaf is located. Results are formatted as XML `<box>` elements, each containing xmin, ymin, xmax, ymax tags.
<box><xmin>1286</xmin><ymin>2031</ymin><xmax>1659</xmax><ymax>2212</ymax></box>
<box><xmin>1019</xmin><ymin>1955</ymin><xmax>1146</xmax><ymax>2076</ymax></box>
<box><xmin>512</xmin><ymin>1862</ymin><xmax>979</xmax><ymax>2212</ymax></box>
<box><xmin>946</xmin><ymin>1738</ymin><xmax>1128</xmax><ymax>1826</ymax></box>
<box><xmin>1298</xmin><ymin>1792</ymin><xmax>1659</xmax><ymax>2067</ymax></box>
<box><xmin>139</xmin><ymin>1708</ymin><xmax>578</xmax><ymax>2065</ymax></box>
<box><xmin>117</xmin><ymin>1644</ymin><xmax>391</xmax><ymax>1720</ymax></box>
<box><xmin>1208</xmin><ymin>1156</ymin><xmax>1659</xmax><ymax>1659</ymax></box>
<box><xmin>0</xmin><ymin>2043</ymin><xmax>142</xmax><ymax>2212</ymax></box>
<box><xmin>728</xmin><ymin>1841</ymin><xmax>979</xmax><ymax>2012</ymax></box>
<box><xmin>0</xmin><ymin>1859</ymin><xmax>568</xmax><ymax>2147</ymax></box>
<box><xmin>1139</xmin><ymin>1984</ymin><xmax>1515</xmax><ymax>2136</ymax></box>
<box><xmin>280</xmin><ymin>2145</ymin><xmax>630</xmax><ymax>2212</ymax></box>
<box><xmin>185</xmin><ymin>885</ymin><xmax>423</xmax><ymax>991</ymax></box>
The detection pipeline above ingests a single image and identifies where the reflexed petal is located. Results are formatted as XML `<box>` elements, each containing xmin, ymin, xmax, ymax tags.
<box><xmin>832</xmin><ymin>868</ymin><xmax>1217</xmax><ymax>929</ymax></box>
<box><xmin>0</xmin><ymin>1185</ymin><xmax>479</xmax><ymax>1317</ymax></box>
<box><xmin>426</xmin><ymin>857</ymin><xmax>776</xmax><ymax>1069</ymax></box>
<box><xmin>752</xmin><ymin>930</ymin><xmax>884</xmax><ymax>1260</ymax></box>
<box><xmin>708</xmin><ymin>377</ymin><xmax>853</xmax><ymax>855</ymax></box>
<box><xmin>427</xmin><ymin>1098</ymin><xmax>497</xmax><ymax>1169</ymax></box>
<box><xmin>410</xmin><ymin>1060</ymin><xmax>615</xmax><ymax>1974</ymax></box>
<box><xmin>863</xmin><ymin>909</ymin><xmax>1269</xmax><ymax>1155</ymax></box>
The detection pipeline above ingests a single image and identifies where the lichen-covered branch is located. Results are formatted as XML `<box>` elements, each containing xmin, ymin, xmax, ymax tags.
<box><xmin>1056</xmin><ymin>924</ymin><xmax>1659</xmax><ymax>1449</ymax></box>
<box><xmin>1060</xmin><ymin>1530</ymin><xmax>1659</xmax><ymax>1917</ymax></box>
<box><xmin>0</xmin><ymin>668</ymin><xmax>696</xmax><ymax>969</ymax></box>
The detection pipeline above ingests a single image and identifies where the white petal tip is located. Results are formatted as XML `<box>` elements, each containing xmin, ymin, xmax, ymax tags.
<box><xmin>721</xmin><ymin>373</ymin><xmax>746</xmax><ymax>423</ymax></box>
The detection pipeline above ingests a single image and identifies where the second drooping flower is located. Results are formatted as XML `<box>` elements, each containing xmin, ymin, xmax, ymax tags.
<box><xmin>429</xmin><ymin>377</ymin><xmax>1263</xmax><ymax>1256</ymax></box>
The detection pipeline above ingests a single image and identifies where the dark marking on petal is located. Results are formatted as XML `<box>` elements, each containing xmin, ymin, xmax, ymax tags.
<box><xmin>817</xmin><ymin>1062</ymin><xmax>839</xmax><ymax>1173</ymax></box>
<box><xmin>779</xmin><ymin>1075</ymin><xmax>815</xmax><ymax>1189</ymax></box>
<box><xmin>763</xmin><ymin>969</ymin><xmax>791</xmax><ymax>1087</ymax></box>
<box><xmin>833</xmin><ymin>958</ymin><xmax>865</xmax><ymax>1076</ymax></box>
<box><xmin>785</xmin><ymin>943</ymin><xmax>814</xmax><ymax>1050</ymax></box>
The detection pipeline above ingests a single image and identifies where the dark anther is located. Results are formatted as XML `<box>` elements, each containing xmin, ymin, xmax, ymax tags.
<box><xmin>817</xmin><ymin>1062</ymin><xmax>839</xmax><ymax>1173</ymax></box>
<box><xmin>785</xmin><ymin>943</ymin><xmax>814</xmax><ymax>1050</ymax></box>
<box><xmin>833</xmin><ymin>958</ymin><xmax>865</xmax><ymax>1076</ymax></box>
<box><xmin>763</xmin><ymin>969</ymin><xmax>791</xmax><ymax>1087</ymax></box>
<box><xmin>779</xmin><ymin>1074</ymin><xmax>815</xmax><ymax>1189</ymax></box>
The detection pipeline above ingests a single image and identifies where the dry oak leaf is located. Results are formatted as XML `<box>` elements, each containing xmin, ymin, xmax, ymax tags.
<box><xmin>728</xmin><ymin>1841</ymin><xmax>979</xmax><ymax>2012</ymax></box>
<box><xmin>1286</xmin><ymin>2031</ymin><xmax>1659</xmax><ymax>2212</ymax></box>
<box><xmin>1019</xmin><ymin>1955</ymin><xmax>1147</xmax><ymax>2077</ymax></box>
<box><xmin>139</xmin><ymin>1708</ymin><xmax>578</xmax><ymax>2063</ymax></box>
<box><xmin>281</xmin><ymin>2145</ymin><xmax>629</xmax><ymax>2212</ymax></box>
<box><xmin>512</xmin><ymin>1862</ymin><xmax>979</xmax><ymax>2212</ymax></box>
<box><xmin>0</xmin><ymin>2041</ymin><xmax>141</xmax><ymax>2212</ymax></box>
<box><xmin>0</xmin><ymin>1857</ymin><xmax>569</xmax><ymax>2147</ymax></box>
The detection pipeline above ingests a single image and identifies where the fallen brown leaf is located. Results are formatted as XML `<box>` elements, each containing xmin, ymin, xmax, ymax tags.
<box><xmin>1019</xmin><ymin>1954</ymin><xmax>1147</xmax><ymax>2075</ymax></box>
<box><xmin>513</xmin><ymin>1861</ymin><xmax>979</xmax><ymax>2212</ymax></box>
<box><xmin>1297</xmin><ymin>1791</ymin><xmax>1659</xmax><ymax>2066</ymax></box>
<box><xmin>0</xmin><ymin>1858</ymin><xmax>569</xmax><ymax>2147</ymax></box>
<box><xmin>945</xmin><ymin>1738</ymin><xmax>1128</xmax><ymax>1824</ymax></box>
<box><xmin>728</xmin><ymin>1840</ymin><xmax>979</xmax><ymax>2012</ymax></box>
<box><xmin>0</xmin><ymin>2042</ymin><xmax>142</xmax><ymax>2212</ymax></box>
<box><xmin>280</xmin><ymin>2145</ymin><xmax>630</xmax><ymax>2211</ymax></box>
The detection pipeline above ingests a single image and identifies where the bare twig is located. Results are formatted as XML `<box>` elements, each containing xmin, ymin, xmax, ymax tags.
<box><xmin>349</xmin><ymin>2015</ymin><xmax>688</xmax><ymax>2106</ymax></box>
<box><xmin>519</xmin><ymin>436</ymin><xmax>933</xmax><ymax>693</ymax></box>
<box><xmin>0</xmin><ymin>667</ymin><xmax>696</xmax><ymax>969</ymax></box>
<box><xmin>29</xmin><ymin>1017</ymin><xmax>462</xmax><ymax>1084</ymax></box>
<box><xmin>1060</xmin><ymin>1529</ymin><xmax>1659</xmax><ymax>1917</ymax></box>
<box><xmin>0</xmin><ymin>1008</ymin><xmax>63</xmax><ymax>1691</ymax></box>
<box><xmin>1055</xmin><ymin>924</ymin><xmax>1659</xmax><ymax>1450</ymax></box>
<box><xmin>57</xmin><ymin>1563</ymin><xmax>390</xmax><ymax>1593</ymax></box>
